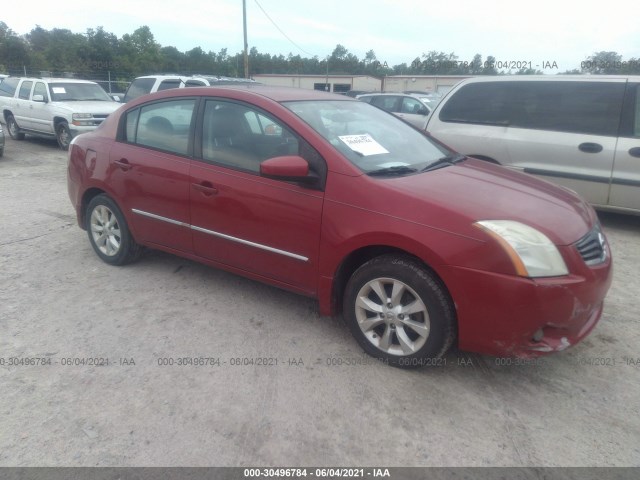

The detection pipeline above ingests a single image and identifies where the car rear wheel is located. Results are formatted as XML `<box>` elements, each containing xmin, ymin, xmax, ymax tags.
<box><xmin>344</xmin><ymin>254</ymin><xmax>456</xmax><ymax>368</ymax></box>
<box><xmin>6</xmin><ymin>114</ymin><xmax>25</xmax><ymax>140</ymax></box>
<box><xmin>56</xmin><ymin>122</ymin><xmax>71</xmax><ymax>150</ymax></box>
<box><xmin>86</xmin><ymin>194</ymin><xmax>141</xmax><ymax>265</ymax></box>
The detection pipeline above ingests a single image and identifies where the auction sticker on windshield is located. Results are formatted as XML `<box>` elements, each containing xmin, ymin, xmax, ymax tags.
<box><xmin>339</xmin><ymin>134</ymin><xmax>389</xmax><ymax>156</ymax></box>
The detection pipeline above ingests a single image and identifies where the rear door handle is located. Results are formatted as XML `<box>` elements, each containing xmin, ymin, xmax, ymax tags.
<box><xmin>114</xmin><ymin>158</ymin><xmax>132</xmax><ymax>171</ymax></box>
<box><xmin>192</xmin><ymin>181</ymin><xmax>218</xmax><ymax>196</ymax></box>
<box><xmin>578</xmin><ymin>142</ymin><xmax>603</xmax><ymax>153</ymax></box>
<box><xmin>629</xmin><ymin>147</ymin><xmax>640</xmax><ymax>158</ymax></box>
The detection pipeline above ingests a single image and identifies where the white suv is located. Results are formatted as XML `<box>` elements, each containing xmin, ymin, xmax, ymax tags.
<box><xmin>1</xmin><ymin>77</ymin><xmax>120</xmax><ymax>150</ymax></box>
<box><xmin>123</xmin><ymin>74</ymin><xmax>259</xmax><ymax>103</ymax></box>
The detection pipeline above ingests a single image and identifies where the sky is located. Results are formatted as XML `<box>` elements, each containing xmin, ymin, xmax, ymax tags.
<box><xmin>3</xmin><ymin>0</ymin><xmax>639</xmax><ymax>72</ymax></box>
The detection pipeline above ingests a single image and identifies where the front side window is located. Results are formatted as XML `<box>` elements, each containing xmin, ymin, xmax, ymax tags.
<box><xmin>439</xmin><ymin>83</ymin><xmax>510</xmax><ymax>126</ymax></box>
<box><xmin>33</xmin><ymin>82</ymin><xmax>47</xmax><ymax>100</ymax></box>
<box><xmin>125</xmin><ymin>99</ymin><xmax>196</xmax><ymax>156</ymax></box>
<box><xmin>284</xmin><ymin>100</ymin><xmax>450</xmax><ymax>174</ymax></box>
<box><xmin>18</xmin><ymin>81</ymin><xmax>33</xmax><ymax>100</ymax></box>
<box><xmin>401</xmin><ymin>97</ymin><xmax>426</xmax><ymax>114</ymax></box>
<box><xmin>201</xmin><ymin>100</ymin><xmax>300</xmax><ymax>173</ymax></box>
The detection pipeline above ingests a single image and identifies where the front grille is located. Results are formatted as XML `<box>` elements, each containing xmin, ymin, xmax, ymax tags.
<box><xmin>575</xmin><ymin>225</ymin><xmax>607</xmax><ymax>266</ymax></box>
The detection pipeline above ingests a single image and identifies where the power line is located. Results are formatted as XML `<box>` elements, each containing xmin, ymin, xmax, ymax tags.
<box><xmin>252</xmin><ymin>0</ymin><xmax>317</xmax><ymax>57</ymax></box>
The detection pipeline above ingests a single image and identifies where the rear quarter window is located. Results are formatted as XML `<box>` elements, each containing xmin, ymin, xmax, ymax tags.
<box><xmin>124</xmin><ymin>99</ymin><xmax>196</xmax><ymax>156</ymax></box>
<box><xmin>0</xmin><ymin>77</ymin><xmax>19</xmax><ymax>97</ymax></box>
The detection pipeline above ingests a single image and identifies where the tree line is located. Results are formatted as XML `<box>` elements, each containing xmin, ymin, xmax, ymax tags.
<box><xmin>1</xmin><ymin>22</ymin><xmax>639</xmax><ymax>84</ymax></box>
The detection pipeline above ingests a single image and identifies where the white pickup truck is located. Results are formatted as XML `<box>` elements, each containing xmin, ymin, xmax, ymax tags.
<box><xmin>0</xmin><ymin>77</ymin><xmax>121</xmax><ymax>150</ymax></box>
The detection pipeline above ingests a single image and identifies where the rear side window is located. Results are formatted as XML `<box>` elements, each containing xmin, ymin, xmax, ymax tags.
<box><xmin>185</xmin><ymin>80</ymin><xmax>206</xmax><ymax>87</ymax></box>
<box><xmin>123</xmin><ymin>78</ymin><xmax>155</xmax><ymax>102</ymax></box>
<box><xmin>18</xmin><ymin>81</ymin><xmax>33</xmax><ymax>100</ymax></box>
<box><xmin>0</xmin><ymin>77</ymin><xmax>19</xmax><ymax>97</ymax></box>
<box><xmin>440</xmin><ymin>81</ymin><xmax>626</xmax><ymax>137</ymax></box>
<box><xmin>125</xmin><ymin>99</ymin><xmax>196</xmax><ymax>156</ymax></box>
<box><xmin>371</xmin><ymin>96</ymin><xmax>400</xmax><ymax>112</ymax></box>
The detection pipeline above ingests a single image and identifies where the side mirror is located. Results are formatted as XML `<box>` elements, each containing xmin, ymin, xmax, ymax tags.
<box><xmin>32</xmin><ymin>94</ymin><xmax>46</xmax><ymax>103</ymax></box>
<box><xmin>416</xmin><ymin>107</ymin><xmax>429</xmax><ymax>116</ymax></box>
<box><xmin>110</xmin><ymin>95</ymin><xmax>122</xmax><ymax>102</ymax></box>
<box><xmin>260</xmin><ymin>155</ymin><xmax>316</xmax><ymax>184</ymax></box>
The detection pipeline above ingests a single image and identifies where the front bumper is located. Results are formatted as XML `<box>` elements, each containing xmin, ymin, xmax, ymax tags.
<box><xmin>439</xmin><ymin>245</ymin><xmax>613</xmax><ymax>357</ymax></box>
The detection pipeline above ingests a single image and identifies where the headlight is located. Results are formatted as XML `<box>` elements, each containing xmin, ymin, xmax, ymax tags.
<box><xmin>475</xmin><ymin>220</ymin><xmax>568</xmax><ymax>278</ymax></box>
<box><xmin>72</xmin><ymin>113</ymin><xmax>94</xmax><ymax>126</ymax></box>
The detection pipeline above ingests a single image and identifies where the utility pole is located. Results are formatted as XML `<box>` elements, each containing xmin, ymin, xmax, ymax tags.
<box><xmin>243</xmin><ymin>0</ymin><xmax>249</xmax><ymax>78</ymax></box>
<box><xmin>325</xmin><ymin>56</ymin><xmax>329</xmax><ymax>91</ymax></box>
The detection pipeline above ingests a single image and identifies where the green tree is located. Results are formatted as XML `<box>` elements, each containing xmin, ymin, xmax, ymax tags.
<box><xmin>119</xmin><ymin>26</ymin><xmax>161</xmax><ymax>75</ymax></box>
<box><xmin>582</xmin><ymin>51</ymin><xmax>621</xmax><ymax>74</ymax></box>
<box><xmin>0</xmin><ymin>22</ymin><xmax>30</xmax><ymax>71</ymax></box>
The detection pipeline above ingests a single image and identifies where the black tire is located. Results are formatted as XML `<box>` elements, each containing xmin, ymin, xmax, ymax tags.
<box><xmin>85</xmin><ymin>194</ymin><xmax>142</xmax><ymax>266</ymax></box>
<box><xmin>6</xmin><ymin>114</ymin><xmax>25</xmax><ymax>140</ymax></box>
<box><xmin>343</xmin><ymin>254</ymin><xmax>456</xmax><ymax>368</ymax></box>
<box><xmin>56</xmin><ymin>121</ymin><xmax>72</xmax><ymax>150</ymax></box>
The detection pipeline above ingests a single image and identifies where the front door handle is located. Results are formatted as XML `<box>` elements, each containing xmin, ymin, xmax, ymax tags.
<box><xmin>629</xmin><ymin>147</ymin><xmax>640</xmax><ymax>158</ymax></box>
<box><xmin>578</xmin><ymin>142</ymin><xmax>603</xmax><ymax>153</ymax></box>
<box><xmin>114</xmin><ymin>158</ymin><xmax>132</xmax><ymax>171</ymax></box>
<box><xmin>192</xmin><ymin>181</ymin><xmax>218</xmax><ymax>196</ymax></box>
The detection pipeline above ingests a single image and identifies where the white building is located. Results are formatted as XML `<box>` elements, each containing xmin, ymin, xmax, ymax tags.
<box><xmin>253</xmin><ymin>74</ymin><xmax>472</xmax><ymax>95</ymax></box>
<box><xmin>252</xmin><ymin>74</ymin><xmax>382</xmax><ymax>93</ymax></box>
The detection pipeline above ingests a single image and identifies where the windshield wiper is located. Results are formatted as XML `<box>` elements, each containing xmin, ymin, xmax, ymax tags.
<box><xmin>422</xmin><ymin>154</ymin><xmax>467</xmax><ymax>172</ymax></box>
<box><xmin>367</xmin><ymin>165</ymin><xmax>418</xmax><ymax>176</ymax></box>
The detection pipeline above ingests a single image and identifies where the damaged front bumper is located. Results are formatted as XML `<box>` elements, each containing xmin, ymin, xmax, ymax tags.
<box><xmin>439</xmin><ymin>244</ymin><xmax>613</xmax><ymax>358</ymax></box>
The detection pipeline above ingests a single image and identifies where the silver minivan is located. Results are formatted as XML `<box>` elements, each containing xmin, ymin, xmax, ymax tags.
<box><xmin>426</xmin><ymin>76</ymin><xmax>640</xmax><ymax>213</ymax></box>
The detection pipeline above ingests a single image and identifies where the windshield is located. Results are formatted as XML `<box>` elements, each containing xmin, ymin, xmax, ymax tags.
<box><xmin>49</xmin><ymin>83</ymin><xmax>112</xmax><ymax>102</ymax></box>
<box><xmin>282</xmin><ymin>100</ymin><xmax>451</xmax><ymax>173</ymax></box>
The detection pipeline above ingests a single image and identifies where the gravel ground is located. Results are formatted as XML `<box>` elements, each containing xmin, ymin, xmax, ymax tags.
<box><xmin>1</xmin><ymin>134</ymin><xmax>639</xmax><ymax>467</ymax></box>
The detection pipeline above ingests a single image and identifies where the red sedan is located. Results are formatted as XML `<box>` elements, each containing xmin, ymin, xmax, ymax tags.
<box><xmin>67</xmin><ymin>86</ymin><xmax>612</xmax><ymax>368</ymax></box>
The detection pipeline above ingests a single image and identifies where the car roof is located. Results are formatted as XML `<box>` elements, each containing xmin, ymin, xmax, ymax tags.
<box><xmin>458</xmin><ymin>75</ymin><xmax>640</xmax><ymax>84</ymax></box>
<box><xmin>134</xmin><ymin>74</ymin><xmax>258</xmax><ymax>82</ymax></box>
<box><xmin>136</xmin><ymin>85</ymin><xmax>356</xmax><ymax>103</ymax></box>
<box><xmin>17</xmin><ymin>77</ymin><xmax>99</xmax><ymax>84</ymax></box>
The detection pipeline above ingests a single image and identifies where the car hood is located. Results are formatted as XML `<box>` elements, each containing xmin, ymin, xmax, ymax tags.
<box><xmin>358</xmin><ymin>159</ymin><xmax>596</xmax><ymax>245</ymax></box>
<box><xmin>54</xmin><ymin>101</ymin><xmax>120</xmax><ymax>114</ymax></box>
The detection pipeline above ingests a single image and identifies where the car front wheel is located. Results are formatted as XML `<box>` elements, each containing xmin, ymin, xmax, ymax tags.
<box><xmin>343</xmin><ymin>255</ymin><xmax>456</xmax><ymax>368</ymax></box>
<box><xmin>56</xmin><ymin>122</ymin><xmax>72</xmax><ymax>150</ymax></box>
<box><xmin>86</xmin><ymin>194</ymin><xmax>141</xmax><ymax>265</ymax></box>
<box><xmin>6</xmin><ymin>114</ymin><xmax>25</xmax><ymax>140</ymax></box>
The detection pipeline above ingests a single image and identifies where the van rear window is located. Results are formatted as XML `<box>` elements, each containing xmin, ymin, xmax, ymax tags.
<box><xmin>440</xmin><ymin>81</ymin><xmax>625</xmax><ymax>137</ymax></box>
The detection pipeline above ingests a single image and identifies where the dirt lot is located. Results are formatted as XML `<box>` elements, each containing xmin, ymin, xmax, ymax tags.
<box><xmin>1</xmin><ymin>134</ymin><xmax>639</xmax><ymax>467</ymax></box>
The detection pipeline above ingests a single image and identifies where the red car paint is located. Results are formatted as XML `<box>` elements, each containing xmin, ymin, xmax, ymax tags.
<box><xmin>68</xmin><ymin>86</ymin><xmax>612</xmax><ymax>357</ymax></box>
